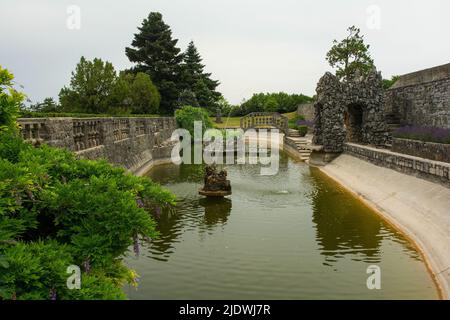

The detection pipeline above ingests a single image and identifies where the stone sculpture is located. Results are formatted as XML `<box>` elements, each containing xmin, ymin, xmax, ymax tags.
<box><xmin>199</xmin><ymin>164</ymin><xmax>232</xmax><ymax>197</ymax></box>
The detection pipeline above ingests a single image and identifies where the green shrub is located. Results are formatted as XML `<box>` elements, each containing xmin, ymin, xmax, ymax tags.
<box><xmin>0</xmin><ymin>66</ymin><xmax>25</xmax><ymax>133</ymax></box>
<box><xmin>288</xmin><ymin>115</ymin><xmax>305</xmax><ymax>129</ymax></box>
<box><xmin>297</xmin><ymin>126</ymin><xmax>308</xmax><ymax>137</ymax></box>
<box><xmin>175</xmin><ymin>106</ymin><xmax>213</xmax><ymax>137</ymax></box>
<box><xmin>1</xmin><ymin>66</ymin><xmax>176</xmax><ymax>300</ymax></box>
<box><xmin>0</xmin><ymin>132</ymin><xmax>176</xmax><ymax>300</ymax></box>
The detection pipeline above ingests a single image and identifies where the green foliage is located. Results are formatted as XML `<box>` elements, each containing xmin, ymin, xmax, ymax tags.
<box><xmin>29</xmin><ymin>97</ymin><xmax>61</xmax><ymax>113</ymax></box>
<box><xmin>110</xmin><ymin>72</ymin><xmax>161</xmax><ymax>114</ymax></box>
<box><xmin>236</xmin><ymin>92</ymin><xmax>313</xmax><ymax>116</ymax></box>
<box><xmin>297</xmin><ymin>126</ymin><xmax>308</xmax><ymax>137</ymax></box>
<box><xmin>326</xmin><ymin>26</ymin><xmax>375</xmax><ymax>80</ymax></box>
<box><xmin>19</xmin><ymin>111</ymin><xmax>159</xmax><ymax>118</ymax></box>
<box><xmin>193</xmin><ymin>79</ymin><xmax>216</xmax><ymax>113</ymax></box>
<box><xmin>0</xmin><ymin>66</ymin><xmax>25</xmax><ymax>133</ymax></box>
<box><xmin>288</xmin><ymin>115</ymin><xmax>305</xmax><ymax>129</ymax></box>
<box><xmin>175</xmin><ymin>106</ymin><xmax>213</xmax><ymax>136</ymax></box>
<box><xmin>383</xmin><ymin>75</ymin><xmax>400</xmax><ymax>90</ymax></box>
<box><xmin>178</xmin><ymin>89</ymin><xmax>199</xmax><ymax>108</ymax></box>
<box><xmin>126</xmin><ymin>12</ymin><xmax>184</xmax><ymax>115</ymax></box>
<box><xmin>180</xmin><ymin>41</ymin><xmax>221</xmax><ymax>112</ymax></box>
<box><xmin>57</xmin><ymin>57</ymin><xmax>161</xmax><ymax>115</ymax></box>
<box><xmin>0</xmin><ymin>131</ymin><xmax>176</xmax><ymax>300</ymax></box>
<box><xmin>59</xmin><ymin>57</ymin><xmax>117</xmax><ymax>114</ymax></box>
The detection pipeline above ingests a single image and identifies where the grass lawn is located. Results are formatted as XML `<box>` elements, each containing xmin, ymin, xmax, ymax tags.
<box><xmin>210</xmin><ymin>111</ymin><xmax>298</xmax><ymax>128</ymax></box>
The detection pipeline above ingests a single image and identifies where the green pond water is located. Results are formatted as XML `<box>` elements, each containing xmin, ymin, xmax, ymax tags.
<box><xmin>125</xmin><ymin>152</ymin><xmax>438</xmax><ymax>299</ymax></box>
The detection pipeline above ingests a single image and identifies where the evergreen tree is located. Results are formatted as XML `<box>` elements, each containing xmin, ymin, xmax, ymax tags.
<box><xmin>181</xmin><ymin>41</ymin><xmax>221</xmax><ymax>110</ymax></box>
<box><xmin>194</xmin><ymin>79</ymin><xmax>215</xmax><ymax>113</ymax></box>
<box><xmin>177</xmin><ymin>89</ymin><xmax>199</xmax><ymax>108</ymax></box>
<box><xmin>126</xmin><ymin>12</ymin><xmax>183</xmax><ymax>114</ymax></box>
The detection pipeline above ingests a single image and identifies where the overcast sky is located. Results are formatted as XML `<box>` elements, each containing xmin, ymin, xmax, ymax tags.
<box><xmin>1</xmin><ymin>0</ymin><xmax>449</xmax><ymax>105</ymax></box>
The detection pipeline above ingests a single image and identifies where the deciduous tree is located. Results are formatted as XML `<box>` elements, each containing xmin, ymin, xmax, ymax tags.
<box><xmin>326</xmin><ymin>26</ymin><xmax>375</xmax><ymax>80</ymax></box>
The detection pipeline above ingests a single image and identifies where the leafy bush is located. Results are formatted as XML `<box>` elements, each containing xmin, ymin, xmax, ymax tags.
<box><xmin>0</xmin><ymin>66</ymin><xmax>24</xmax><ymax>133</ymax></box>
<box><xmin>0</xmin><ymin>132</ymin><xmax>176</xmax><ymax>299</ymax></box>
<box><xmin>1</xmin><ymin>66</ymin><xmax>175</xmax><ymax>300</ymax></box>
<box><xmin>392</xmin><ymin>126</ymin><xmax>450</xmax><ymax>144</ymax></box>
<box><xmin>288</xmin><ymin>115</ymin><xmax>305</xmax><ymax>129</ymax></box>
<box><xmin>175</xmin><ymin>106</ymin><xmax>213</xmax><ymax>136</ymax></box>
<box><xmin>288</xmin><ymin>115</ymin><xmax>314</xmax><ymax>137</ymax></box>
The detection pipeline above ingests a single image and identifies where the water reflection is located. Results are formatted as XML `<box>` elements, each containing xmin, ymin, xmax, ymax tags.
<box><xmin>199</xmin><ymin>197</ymin><xmax>232</xmax><ymax>227</ymax></box>
<box><xmin>307</xmin><ymin>167</ymin><xmax>418</xmax><ymax>266</ymax></box>
<box><xmin>146</xmin><ymin>182</ymin><xmax>232</xmax><ymax>261</ymax></box>
<box><xmin>128</xmin><ymin>152</ymin><xmax>435</xmax><ymax>299</ymax></box>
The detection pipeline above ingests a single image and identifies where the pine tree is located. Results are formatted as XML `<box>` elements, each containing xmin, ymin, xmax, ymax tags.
<box><xmin>181</xmin><ymin>41</ymin><xmax>221</xmax><ymax>110</ymax></box>
<box><xmin>126</xmin><ymin>12</ymin><xmax>183</xmax><ymax>114</ymax></box>
<box><xmin>194</xmin><ymin>79</ymin><xmax>214</xmax><ymax>112</ymax></box>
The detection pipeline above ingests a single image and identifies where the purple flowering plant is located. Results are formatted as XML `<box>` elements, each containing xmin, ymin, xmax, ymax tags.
<box><xmin>393</xmin><ymin>126</ymin><xmax>450</xmax><ymax>144</ymax></box>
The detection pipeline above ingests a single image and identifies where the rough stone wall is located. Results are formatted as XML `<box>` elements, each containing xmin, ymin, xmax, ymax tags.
<box><xmin>18</xmin><ymin>117</ymin><xmax>177</xmax><ymax>173</ymax></box>
<box><xmin>296</xmin><ymin>103</ymin><xmax>315</xmax><ymax>121</ymax></box>
<box><xmin>392</xmin><ymin>138</ymin><xmax>450</xmax><ymax>163</ymax></box>
<box><xmin>312</xmin><ymin>70</ymin><xmax>389</xmax><ymax>153</ymax></box>
<box><xmin>384</xmin><ymin>63</ymin><xmax>450</xmax><ymax>128</ymax></box>
<box><xmin>344</xmin><ymin>143</ymin><xmax>450</xmax><ymax>188</ymax></box>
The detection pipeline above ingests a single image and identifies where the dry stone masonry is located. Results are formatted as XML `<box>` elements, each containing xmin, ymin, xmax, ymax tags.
<box><xmin>384</xmin><ymin>63</ymin><xmax>450</xmax><ymax>128</ymax></box>
<box><xmin>312</xmin><ymin>69</ymin><xmax>389</xmax><ymax>153</ymax></box>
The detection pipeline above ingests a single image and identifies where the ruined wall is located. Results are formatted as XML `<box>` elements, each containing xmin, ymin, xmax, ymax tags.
<box><xmin>18</xmin><ymin>117</ymin><xmax>177</xmax><ymax>173</ymax></box>
<box><xmin>384</xmin><ymin>63</ymin><xmax>450</xmax><ymax>128</ymax></box>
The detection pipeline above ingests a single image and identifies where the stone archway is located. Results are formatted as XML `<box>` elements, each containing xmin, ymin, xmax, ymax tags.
<box><xmin>312</xmin><ymin>69</ymin><xmax>389</xmax><ymax>155</ymax></box>
<box><xmin>345</xmin><ymin>103</ymin><xmax>365</xmax><ymax>143</ymax></box>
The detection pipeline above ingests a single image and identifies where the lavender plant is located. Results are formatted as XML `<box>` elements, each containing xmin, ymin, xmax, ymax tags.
<box><xmin>393</xmin><ymin>126</ymin><xmax>450</xmax><ymax>144</ymax></box>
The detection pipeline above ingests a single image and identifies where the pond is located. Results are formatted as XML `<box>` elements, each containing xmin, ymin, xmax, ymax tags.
<box><xmin>125</xmin><ymin>152</ymin><xmax>439</xmax><ymax>299</ymax></box>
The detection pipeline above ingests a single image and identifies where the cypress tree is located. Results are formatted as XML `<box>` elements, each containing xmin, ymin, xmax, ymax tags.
<box><xmin>126</xmin><ymin>12</ymin><xmax>183</xmax><ymax>114</ymax></box>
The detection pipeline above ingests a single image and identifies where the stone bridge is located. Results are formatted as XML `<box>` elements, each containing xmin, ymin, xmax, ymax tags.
<box><xmin>240</xmin><ymin>112</ymin><xmax>289</xmax><ymax>134</ymax></box>
<box><xmin>18</xmin><ymin>117</ymin><xmax>177</xmax><ymax>175</ymax></box>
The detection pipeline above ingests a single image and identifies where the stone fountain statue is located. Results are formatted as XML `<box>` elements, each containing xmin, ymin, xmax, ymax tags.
<box><xmin>199</xmin><ymin>164</ymin><xmax>231</xmax><ymax>197</ymax></box>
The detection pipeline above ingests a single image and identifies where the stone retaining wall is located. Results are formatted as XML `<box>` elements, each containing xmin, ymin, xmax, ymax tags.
<box><xmin>344</xmin><ymin>143</ymin><xmax>450</xmax><ymax>187</ymax></box>
<box><xmin>392</xmin><ymin>138</ymin><xmax>450</xmax><ymax>163</ymax></box>
<box><xmin>18</xmin><ymin>117</ymin><xmax>177</xmax><ymax>173</ymax></box>
<box><xmin>384</xmin><ymin>63</ymin><xmax>450</xmax><ymax>128</ymax></box>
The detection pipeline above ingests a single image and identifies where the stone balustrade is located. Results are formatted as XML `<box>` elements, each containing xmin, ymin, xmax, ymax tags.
<box><xmin>240</xmin><ymin>112</ymin><xmax>289</xmax><ymax>134</ymax></box>
<box><xmin>18</xmin><ymin>117</ymin><xmax>177</xmax><ymax>173</ymax></box>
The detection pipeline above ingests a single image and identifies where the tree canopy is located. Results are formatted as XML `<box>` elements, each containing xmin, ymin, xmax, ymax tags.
<box><xmin>233</xmin><ymin>92</ymin><xmax>313</xmax><ymax>116</ymax></box>
<box><xmin>326</xmin><ymin>26</ymin><xmax>375</xmax><ymax>80</ymax></box>
<box><xmin>126</xmin><ymin>12</ymin><xmax>183</xmax><ymax>114</ymax></box>
<box><xmin>0</xmin><ymin>66</ymin><xmax>24</xmax><ymax>133</ymax></box>
<box><xmin>180</xmin><ymin>41</ymin><xmax>221</xmax><ymax>112</ymax></box>
<box><xmin>59</xmin><ymin>57</ymin><xmax>160</xmax><ymax>115</ymax></box>
<box><xmin>59</xmin><ymin>57</ymin><xmax>117</xmax><ymax>114</ymax></box>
